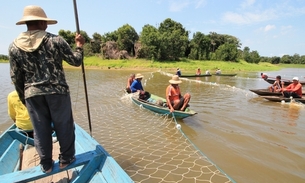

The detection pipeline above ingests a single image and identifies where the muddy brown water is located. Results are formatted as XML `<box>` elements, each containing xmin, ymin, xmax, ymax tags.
<box><xmin>1</xmin><ymin>63</ymin><xmax>304</xmax><ymax>183</ymax></box>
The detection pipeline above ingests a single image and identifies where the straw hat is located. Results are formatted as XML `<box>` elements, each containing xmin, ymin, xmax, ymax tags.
<box><xmin>16</xmin><ymin>5</ymin><xmax>57</xmax><ymax>25</ymax></box>
<box><xmin>169</xmin><ymin>75</ymin><xmax>182</xmax><ymax>84</ymax></box>
<box><xmin>135</xmin><ymin>73</ymin><xmax>144</xmax><ymax>79</ymax></box>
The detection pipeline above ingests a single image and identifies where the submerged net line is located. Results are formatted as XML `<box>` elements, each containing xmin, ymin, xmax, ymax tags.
<box><xmin>70</xmin><ymin>71</ymin><xmax>235</xmax><ymax>183</ymax></box>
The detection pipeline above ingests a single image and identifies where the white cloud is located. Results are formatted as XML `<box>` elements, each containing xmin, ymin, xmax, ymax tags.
<box><xmin>222</xmin><ymin>9</ymin><xmax>277</xmax><ymax>25</ymax></box>
<box><xmin>264</xmin><ymin>24</ymin><xmax>276</xmax><ymax>32</ymax></box>
<box><xmin>195</xmin><ymin>0</ymin><xmax>207</xmax><ymax>9</ymax></box>
<box><xmin>169</xmin><ymin>1</ymin><xmax>190</xmax><ymax>12</ymax></box>
<box><xmin>241</xmin><ymin>0</ymin><xmax>256</xmax><ymax>9</ymax></box>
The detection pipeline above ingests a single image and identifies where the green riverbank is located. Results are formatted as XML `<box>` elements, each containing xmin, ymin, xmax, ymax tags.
<box><xmin>3</xmin><ymin>56</ymin><xmax>305</xmax><ymax>74</ymax></box>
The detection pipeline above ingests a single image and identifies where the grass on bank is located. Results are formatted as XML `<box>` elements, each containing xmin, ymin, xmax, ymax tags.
<box><xmin>3</xmin><ymin>57</ymin><xmax>305</xmax><ymax>73</ymax></box>
<box><xmin>70</xmin><ymin>56</ymin><xmax>284</xmax><ymax>74</ymax></box>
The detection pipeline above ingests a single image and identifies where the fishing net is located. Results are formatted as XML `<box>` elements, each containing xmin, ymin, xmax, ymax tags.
<box><xmin>70</xmin><ymin>70</ymin><xmax>235</xmax><ymax>183</ymax></box>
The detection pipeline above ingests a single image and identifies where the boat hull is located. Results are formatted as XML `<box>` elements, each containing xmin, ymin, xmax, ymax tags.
<box><xmin>131</xmin><ymin>94</ymin><xmax>197</xmax><ymax>119</ymax></box>
<box><xmin>265</xmin><ymin>78</ymin><xmax>305</xmax><ymax>86</ymax></box>
<box><xmin>250</xmin><ymin>89</ymin><xmax>305</xmax><ymax>96</ymax></box>
<box><xmin>0</xmin><ymin>124</ymin><xmax>133</xmax><ymax>183</ymax></box>
<box><xmin>261</xmin><ymin>96</ymin><xmax>305</xmax><ymax>103</ymax></box>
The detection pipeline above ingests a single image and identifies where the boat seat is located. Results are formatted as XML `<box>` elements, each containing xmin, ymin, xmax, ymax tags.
<box><xmin>0</xmin><ymin>139</ymin><xmax>21</xmax><ymax>174</ymax></box>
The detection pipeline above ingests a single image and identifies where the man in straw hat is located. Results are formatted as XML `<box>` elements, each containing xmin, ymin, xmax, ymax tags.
<box><xmin>166</xmin><ymin>75</ymin><xmax>191</xmax><ymax>112</ymax></box>
<box><xmin>281</xmin><ymin>77</ymin><xmax>302</xmax><ymax>98</ymax></box>
<box><xmin>9</xmin><ymin>5</ymin><xmax>85</xmax><ymax>173</ymax></box>
<box><xmin>131</xmin><ymin>73</ymin><xmax>151</xmax><ymax>100</ymax></box>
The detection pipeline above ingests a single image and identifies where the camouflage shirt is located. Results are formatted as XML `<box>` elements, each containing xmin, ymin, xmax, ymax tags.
<box><xmin>9</xmin><ymin>30</ymin><xmax>83</xmax><ymax>104</ymax></box>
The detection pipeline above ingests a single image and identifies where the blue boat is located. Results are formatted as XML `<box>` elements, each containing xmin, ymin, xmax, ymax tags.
<box><xmin>131</xmin><ymin>94</ymin><xmax>197</xmax><ymax>119</ymax></box>
<box><xmin>0</xmin><ymin>123</ymin><xmax>133</xmax><ymax>183</ymax></box>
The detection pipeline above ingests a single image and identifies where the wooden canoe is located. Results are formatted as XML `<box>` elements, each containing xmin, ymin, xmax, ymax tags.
<box><xmin>0</xmin><ymin>124</ymin><xmax>133</xmax><ymax>183</ymax></box>
<box><xmin>131</xmin><ymin>94</ymin><xmax>197</xmax><ymax>119</ymax></box>
<box><xmin>212</xmin><ymin>73</ymin><xmax>237</xmax><ymax>76</ymax></box>
<box><xmin>249</xmin><ymin>89</ymin><xmax>305</xmax><ymax>96</ymax></box>
<box><xmin>261</xmin><ymin>96</ymin><xmax>305</xmax><ymax>104</ymax></box>
<box><xmin>265</xmin><ymin>78</ymin><xmax>305</xmax><ymax>86</ymax></box>
<box><xmin>180</xmin><ymin>74</ymin><xmax>212</xmax><ymax>77</ymax></box>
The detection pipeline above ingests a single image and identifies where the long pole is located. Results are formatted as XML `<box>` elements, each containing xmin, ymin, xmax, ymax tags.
<box><xmin>73</xmin><ymin>0</ymin><xmax>92</xmax><ymax>136</ymax></box>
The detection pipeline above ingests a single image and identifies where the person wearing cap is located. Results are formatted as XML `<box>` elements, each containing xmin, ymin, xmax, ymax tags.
<box><xmin>281</xmin><ymin>77</ymin><xmax>302</xmax><ymax>98</ymax></box>
<box><xmin>196</xmin><ymin>68</ymin><xmax>201</xmax><ymax>75</ymax></box>
<box><xmin>166</xmin><ymin>75</ymin><xmax>191</xmax><ymax>112</ymax></box>
<box><xmin>176</xmin><ymin>68</ymin><xmax>181</xmax><ymax>77</ymax></box>
<box><xmin>269</xmin><ymin>75</ymin><xmax>284</xmax><ymax>92</ymax></box>
<box><xmin>8</xmin><ymin>5</ymin><xmax>85</xmax><ymax>173</ymax></box>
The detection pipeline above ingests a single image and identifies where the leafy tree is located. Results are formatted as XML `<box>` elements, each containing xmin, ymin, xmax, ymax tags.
<box><xmin>58</xmin><ymin>30</ymin><xmax>75</xmax><ymax>45</ymax></box>
<box><xmin>91</xmin><ymin>32</ymin><xmax>102</xmax><ymax>53</ymax></box>
<box><xmin>215</xmin><ymin>43</ymin><xmax>238</xmax><ymax>61</ymax></box>
<box><xmin>249</xmin><ymin>50</ymin><xmax>260</xmax><ymax>64</ymax></box>
<box><xmin>102</xmin><ymin>31</ymin><xmax>118</xmax><ymax>43</ymax></box>
<box><xmin>158</xmin><ymin>18</ymin><xmax>189</xmax><ymax>60</ymax></box>
<box><xmin>281</xmin><ymin>55</ymin><xmax>292</xmax><ymax>64</ymax></box>
<box><xmin>189</xmin><ymin>32</ymin><xmax>210</xmax><ymax>60</ymax></box>
<box><xmin>139</xmin><ymin>24</ymin><xmax>161</xmax><ymax>59</ymax></box>
<box><xmin>243</xmin><ymin>46</ymin><xmax>251</xmax><ymax>62</ymax></box>
<box><xmin>0</xmin><ymin>54</ymin><xmax>9</xmax><ymax>60</ymax></box>
<box><xmin>270</xmin><ymin>56</ymin><xmax>280</xmax><ymax>64</ymax></box>
<box><xmin>117</xmin><ymin>24</ymin><xmax>139</xmax><ymax>56</ymax></box>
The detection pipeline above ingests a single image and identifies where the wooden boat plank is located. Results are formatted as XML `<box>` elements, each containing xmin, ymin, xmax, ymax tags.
<box><xmin>261</xmin><ymin>96</ymin><xmax>305</xmax><ymax>103</ymax></box>
<box><xmin>131</xmin><ymin>94</ymin><xmax>197</xmax><ymax>119</ymax></box>
<box><xmin>180</xmin><ymin>74</ymin><xmax>212</xmax><ymax>77</ymax></box>
<box><xmin>265</xmin><ymin>78</ymin><xmax>305</xmax><ymax>86</ymax></box>
<box><xmin>213</xmin><ymin>73</ymin><xmax>237</xmax><ymax>76</ymax></box>
<box><xmin>250</xmin><ymin>89</ymin><xmax>305</xmax><ymax>96</ymax></box>
<box><xmin>0</xmin><ymin>124</ymin><xmax>133</xmax><ymax>183</ymax></box>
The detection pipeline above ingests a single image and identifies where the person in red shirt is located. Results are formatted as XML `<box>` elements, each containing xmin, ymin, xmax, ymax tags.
<box><xmin>166</xmin><ymin>75</ymin><xmax>191</xmax><ymax>112</ymax></box>
<box><xmin>281</xmin><ymin>77</ymin><xmax>302</xmax><ymax>98</ymax></box>
<box><xmin>261</xmin><ymin>73</ymin><xmax>268</xmax><ymax>80</ymax></box>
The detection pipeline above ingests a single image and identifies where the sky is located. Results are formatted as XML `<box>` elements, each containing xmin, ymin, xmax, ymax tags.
<box><xmin>1</xmin><ymin>0</ymin><xmax>305</xmax><ymax>57</ymax></box>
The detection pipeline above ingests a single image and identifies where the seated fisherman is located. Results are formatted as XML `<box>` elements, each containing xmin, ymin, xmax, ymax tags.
<box><xmin>7</xmin><ymin>90</ymin><xmax>34</xmax><ymax>137</ymax></box>
<box><xmin>269</xmin><ymin>75</ymin><xmax>284</xmax><ymax>92</ymax></box>
<box><xmin>281</xmin><ymin>77</ymin><xmax>302</xmax><ymax>98</ymax></box>
<box><xmin>125</xmin><ymin>73</ymin><xmax>135</xmax><ymax>93</ymax></box>
<box><xmin>130</xmin><ymin>73</ymin><xmax>150</xmax><ymax>100</ymax></box>
<box><xmin>166</xmin><ymin>75</ymin><xmax>191</xmax><ymax>112</ymax></box>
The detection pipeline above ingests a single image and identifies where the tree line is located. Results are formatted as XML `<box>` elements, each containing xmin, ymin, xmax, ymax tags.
<box><xmin>1</xmin><ymin>18</ymin><xmax>304</xmax><ymax>64</ymax></box>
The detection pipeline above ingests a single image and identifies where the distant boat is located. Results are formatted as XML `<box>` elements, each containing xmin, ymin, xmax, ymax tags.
<box><xmin>0</xmin><ymin>123</ymin><xmax>133</xmax><ymax>183</ymax></box>
<box><xmin>261</xmin><ymin>96</ymin><xmax>305</xmax><ymax>104</ymax></box>
<box><xmin>131</xmin><ymin>93</ymin><xmax>197</xmax><ymax>119</ymax></box>
<box><xmin>180</xmin><ymin>74</ymin><xmax>212</xmax><ymax>77</ymax></box>
<box><xmin>250</xmin><ymin>89</ymin><xmax>305</xmax><ymax>96</ymax></box>
<box><xmin>264</xmin><ymin>78</ymin><xmax>305</xmax><ymax>86</ymax></box>
<box><xmin>212</xmin><ymin>73</ymin><xmax>237</xmax><ymax>76</ymax></box>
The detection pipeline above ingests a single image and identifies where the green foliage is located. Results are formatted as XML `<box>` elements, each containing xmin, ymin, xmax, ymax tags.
<box><xmin>0</xmin><ymin>54</ymin><xmax>9</xmax><ymax>60</ymax></box>
<box><xmin>157</xmin><ymin>18</ymin><xmax>189</xmax><ymax>60</ymax></box>
<box><xmin>117</xmin><ymin>24</ymin><xmax>139</xmax><ymax>56</ymax></box>
<box><xmin>215</xmin><ymin>43</ymin><xmax>238</xmax><ymax>61</ymax></box>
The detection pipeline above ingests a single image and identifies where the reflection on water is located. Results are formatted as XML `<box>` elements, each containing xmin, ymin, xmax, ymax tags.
<box><xmin>0</xmin><ymin>64</ymin><xmax>305</xmax><ymax>183</ymax></box>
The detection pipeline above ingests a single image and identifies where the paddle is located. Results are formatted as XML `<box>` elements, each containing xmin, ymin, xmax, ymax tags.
<box><xmin>73</xmin><ymin>0</ymin><xmax>92</xmax><ymax>136</ymax></box>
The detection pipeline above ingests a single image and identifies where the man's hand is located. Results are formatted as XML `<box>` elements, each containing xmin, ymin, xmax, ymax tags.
<box><xmin>75</xmin><ymin>34</ymin><xmax>85</xmax><ymax>47</ymax></box>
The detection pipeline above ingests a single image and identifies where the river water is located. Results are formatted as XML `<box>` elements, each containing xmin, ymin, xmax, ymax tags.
<box><xmin>1</xmin><ymin>63</ymin><xmax>304</xmax><ymax>183</ymax></box>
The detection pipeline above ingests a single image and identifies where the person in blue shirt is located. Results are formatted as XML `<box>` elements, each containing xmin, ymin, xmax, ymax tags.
<box><xmin>130</xmin><ymin>73</ymin><xmax>144</xmax><ymax>93</ymax></box>
<box><xmin>176</xmin><ymin>68</ymin><xmax>181</xmax><ymax>76</ymax></box>
<box><xmin>130</xmin><ymin>73</ymin><xmax>151</xmax><ymax>100</ymax></box>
